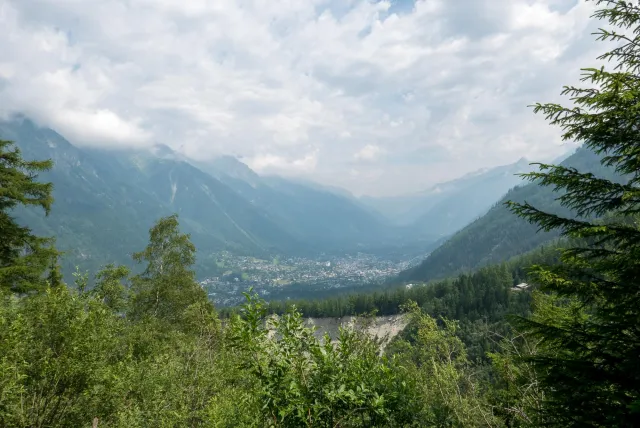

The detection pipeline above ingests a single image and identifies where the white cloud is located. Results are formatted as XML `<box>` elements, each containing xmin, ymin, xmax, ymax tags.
<box><xmin>354</xmin><ymin>144</ymin><xmax>385</xmax><ymax>161</ymax></box>
<box><xmin>0</xmin><ymin>0</ymin><xmax>616</xmax><ymax>195</ymax></box>
<box><xmin>53</xmin><ymin>109</ymin><xmax>150</xmax><ymax>146</ymax></box>
<box><xmin>247</xmin><ymin>150</ymin><xmax>319</xmax><ymax>174</ymax></box>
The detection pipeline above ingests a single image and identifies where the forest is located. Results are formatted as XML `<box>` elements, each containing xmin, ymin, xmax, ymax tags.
<box><xmin>1</xmin><ymin>1</ymin><xmax>640</xmax><ymax>426</ymax></box>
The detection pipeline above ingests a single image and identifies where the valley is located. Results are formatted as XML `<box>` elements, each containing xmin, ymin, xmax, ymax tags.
<box><xmin>2</xmin><ymin>1</ymin><xmax>639</xmax><ymax>425</ymax></box>
<box><xmin>201</xmin><ymin>251</ymin><xmax>427</xmax><ymax>306</ymax></box>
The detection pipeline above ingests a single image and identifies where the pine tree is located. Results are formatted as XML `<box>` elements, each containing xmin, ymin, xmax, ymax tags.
<box><xmin>0</xmin><ymin>139</ymin><xmax>57</xmax><ymax>293</ymax></box>
<box><xmin>508</xmin><ymin>1</ymin><xmax>640</xmax><ymax>425</ymax></box>
<box><xmin>46</xmin><ymin>252</ymin><xmax>64</xmax><ymax>287</ymax></box>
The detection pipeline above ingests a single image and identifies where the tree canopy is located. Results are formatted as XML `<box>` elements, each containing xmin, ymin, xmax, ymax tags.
<box><xmin>0</xmin><ymin>139</ymin><xmax>57</xmax><ymax>293</ymax></box>
<box><xmin>508</xmin><ymin>0</ymin><xmax>640</xmax><ymax>425</ymax></box>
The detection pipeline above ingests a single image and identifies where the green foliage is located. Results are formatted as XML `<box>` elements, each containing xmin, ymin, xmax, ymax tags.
<box><xmin>506</xmin><ymin>1</ymin><xmax>640</xmax><ymax>425</ymax></box>
<box><xmin>0</xmin><ymin>139</ymin><xmax>57</xmax><ymax>293</ymax></box>
<box><xmin>93</xmin><ymin>263</ymin><xmax>130</xmax><ymax>313</ymax></box>
<box><xmin>229</xmin><ymin>292</ymin><xmax>420</xmax><ymax>427</ymax></box>
<box><xmin>130</xmin><ymin>214</ymin><xmax>211</xmax><ymax>327</ymax></box>
<box><xmin>486</xmin><ymin>332</ymin><xmax>545</xmax><ymax>427</ymax></box>
<box><xmin>390</xmin><ymin>302</ymin><xmax>498</xmax><ymax>427</ymax></box>
<box><xmin>46</xmin><ymin>253</ymin><xmax>64</xmax><ymax>288</ymax></box>
<box><xmin>0</xmin><ymin>215</ymin><xmax>244</xmax><ymax>427</ymax></box>
<box><xmin>0</xmin><ymin>282</ymin><xmax>243</xmax><ymax>427</ymax></box>
<box><xmin>0</xmin><ymin>285</ymin><xmax>129</xmax><ymax>427</ymax></box>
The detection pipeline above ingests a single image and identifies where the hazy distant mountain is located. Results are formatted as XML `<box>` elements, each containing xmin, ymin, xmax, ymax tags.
<box><xmin>276</xmin><ymin>176</ymin><xmax>358</xmax><ymax>200</ymax></box>
<box><xmin>193</xmin><ymin>155</ymin><xmax>262</xmax><ymax>188</ymax></box>
<box><xmin>1</xmin><ymin>117</ymin><xmax>441</xmax><ymax>281</ymax></box>
<box><xmin>398</xmin><ymin>147</ymin><xmax>622</xmax><ymax>283</ymax></box>
<box><xmin>409</xmin><ymin>158</ymin><xmax>539</xmax><ymax>236</ymax></box>
<box><xmin>361</xmin><ymin>158</ymin><xmax>538</xmax><ymax>236</ymax></box>
<box><xmin>0</xmin><ymin>116</ymin><xmax>302</xmax><ymax>279</ymax></box>
<box><xmin>191</xmin><ymin>156</ymin><xmax>433</xmax><ymax>252</ymax></box>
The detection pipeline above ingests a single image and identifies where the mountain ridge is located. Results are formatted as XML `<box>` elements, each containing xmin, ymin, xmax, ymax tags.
<box><xmin>360</xmin><ymin>158</ymin><xmax>539</xmax><ymax>236</ymax></box>
<box><xmin>0</xmin><ymin>116</ymin><xmax>304</xmax><ymax>279</ymax></box>
<box><xmin>0</xmin><ymin>115</ymin><xmax>441</xmax><ymax>280</ymax></box>
<box><xmin>398</xmin><ymin>146</ymin><xmax>623</xmax><ymax>283</ymax></box>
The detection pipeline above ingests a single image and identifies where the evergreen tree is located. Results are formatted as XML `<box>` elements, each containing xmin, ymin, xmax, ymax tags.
<box><xmin>508</xmin><ymin>1</ymin><xmax>640</xmax><ymax>425</ymax></box>
<box><xmin>130</xmin><ymin>214</ymin><xmax>211</xmax><ymax>326</ymax></box>
<box><xmin>0</xmin><ymin>139</ymin><xmax>57</xmax><ymax>293</ymax></box>
<box><xmin>46</xmin><ymin>253</ymin><xmax>64</xmax><ymax>288</ymax></box>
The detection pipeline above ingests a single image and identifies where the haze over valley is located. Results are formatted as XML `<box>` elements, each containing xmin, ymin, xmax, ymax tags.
<box><xmin>0</xmin><ymin>0</ymin><xmax>605</xmax><ymax>304</ymax></box>
<box><xmin>3</xmin><ymin>1</ymin><xmax>640</xmax><ymax>426</ymax></box>
<box><xmin>1</xmin><ymin>114</ymin><xmax>572</xmax><ymax>304</ymax></box>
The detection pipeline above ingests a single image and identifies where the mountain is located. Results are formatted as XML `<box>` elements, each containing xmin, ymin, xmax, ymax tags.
<box><xmin>409</xmin><ymin>158</ymin><xmax>538</xmax><ymax>236</ymax></box>
<box><xmin>1</xmin><ymin>116</ymin><xmax>440</xmax><ymax>281</ymax></box>
<box><xmin>191</xmin><ymin>156</ymin><xmax>434</xmax><ymax>253</ymax></box>
<box><xmin>0</xmin><ymin>116</ymin><xmax>302</xmax><ymax>279</ymax></box>
<box><xmin>360</xmin><ymin>158</ymin><xmax>537</xmax><ymax>235</ymax></box>
<box><xmin>398</xmin><ymin>147</ymin><xmax>622</xmax><ymax>283</ymax></box>
<box><xmin>194</xmin><ymin>155</ymin><xmax>262</xmax><ymax>188</ymax></box>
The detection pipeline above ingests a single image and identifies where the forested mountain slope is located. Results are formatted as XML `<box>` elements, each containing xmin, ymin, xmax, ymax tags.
<box><xmin>399</xmin><ymin>147</ymin><xmax>621</xmax><ymax>283</ymax></box>
<box><xmin>1</xmin><ymin>116</ymin><xmax>437</xmax><ymax>281</ymax></box>
<box><xmin>410</xmin><ymin>159</ymin><xmax>538</xmax><ymax>236</ymax></box>
<box><xmin>0</xmin><ymin>116</ymin><xmax>302</xmax><ymax>278</ymax></box>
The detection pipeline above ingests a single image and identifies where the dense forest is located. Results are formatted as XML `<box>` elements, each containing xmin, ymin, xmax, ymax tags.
<box><xmin>2</xmin><ymin>1</ymin><xmax>640</xmax><ymax>426</ymax></box>
<box><xmin>255</xmin><ymin>246</ymin><xmax>559</xmax><ymax>320</ymax></box>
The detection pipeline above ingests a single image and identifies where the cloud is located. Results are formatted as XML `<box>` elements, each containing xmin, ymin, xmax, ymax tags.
<box><xmin>246</xmin><ymin>151</ymin><xmax>319</xmax><ymax>175</ymax></box>
<box><xmin>354</xmin><ymin>144</ymin><xmax>385</xmax><ymax>161</ymax></box>
<box><xmin>52</xmin><ymin>109</ymin><xmax>151</xmax><ymax>146</ymax></box>
<box><xmin>0</xmin><ymin>0</ymin><xmax>615</xmax><ymax>195</ymax></box>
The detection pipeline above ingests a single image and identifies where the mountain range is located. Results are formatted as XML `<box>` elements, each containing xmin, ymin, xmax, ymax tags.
<box><xmin>359</xmin><ymin>158</ymin><xmax>540</xmax><ymax>237</ymax></box>
<box><xmin>191</xmin><ymin>156</ymin><xmax>414</xmax><ymax>252</ymax></box>
<box><xmin>398</xmin><ymin>146</ymin><xmax>622</xmax><ymax>283</ymax></box>
<box><xmin>2</xmin><ymin>114</ymin><xmax>586</xmax><ymax>284</ymax></box>
<box><xmin>2</xmin><ymin>117</ymin><xmax>310</xmax><ymax>278</ymax></box>
<box><xmin>1</xmin><ymin>116</ymin><xmax>436</xmax><ymax>279</ymax></box>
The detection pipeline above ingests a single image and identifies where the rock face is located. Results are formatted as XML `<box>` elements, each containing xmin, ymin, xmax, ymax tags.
<box><xmin>306</xmin><ymin>315</ymin><xmax>409</xmax><ymax>349</ymax></box>
<box><xmin>267</xmin><ymin>314</ymin><xmax>408</xmax><ymax>350</ymax></box>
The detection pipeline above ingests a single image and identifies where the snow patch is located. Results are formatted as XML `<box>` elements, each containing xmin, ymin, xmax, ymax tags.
<box><xmin>170</xmin><ymin>179</ymin><xmax>178</xmax><ymax>204</ymax></box>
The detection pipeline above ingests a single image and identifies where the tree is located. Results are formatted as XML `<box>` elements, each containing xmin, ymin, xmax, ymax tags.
<box><xmin>0</xmin><ymin>139</ymin><xmax>57</xmax><ymax>293</ymax></box>
<box><xmin>46</xmin><ymin>253</ymin><xmax>64</xmax><ymax>288</ymax></box>
<box><xmin>391</xmin><ymin>301</ymin><xmax>498</xmax><ymax>427</ymax></box>
<box><xmin>508</xmin><ymin>1</ymin><xmax>640</xmax><ymax>425</ymax></box>
<box><xmin>130</xmin><ymin>214</ymin><xmax>211</xmax><ymax>327</ymax></box>
<box><xmin>229</xmin><ymin>292</ymin><xmax>421</xmax><ymax>427</ymax></box>
<box><xmin>93</xmin><ymin>263</ymin><xmax>130</xmax><ymax>313</ymax></box>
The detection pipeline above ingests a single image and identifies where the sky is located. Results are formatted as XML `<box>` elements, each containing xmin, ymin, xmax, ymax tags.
<box><xmin>0</xmin><ymin>0</ymin><xmax>614</xmax><ymax>197</ymax></box>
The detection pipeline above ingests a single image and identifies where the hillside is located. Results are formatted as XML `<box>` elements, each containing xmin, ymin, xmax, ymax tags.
<box><xmin>410</xmin><ymin>158</ymin><xmax>539</xmax><ymax>236</ymax></box>
<box><xmin>1</xmin><ymin>116</ymin><xmax>439</xmax><ymax>281</ymax></box>
<box><xmin>1</xmin><ymin>116</ymin><xmax>302</xmax><ymax>279</ymax></box>
<box><xmin>193</xmin><ymin>156</ymin><xmax>436</xmax><ymax>252</ymax></box>
<box><xmin>399</xmin><ymin>147</ymin><xmax>621</xmax><ymax>283</ymax></box>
